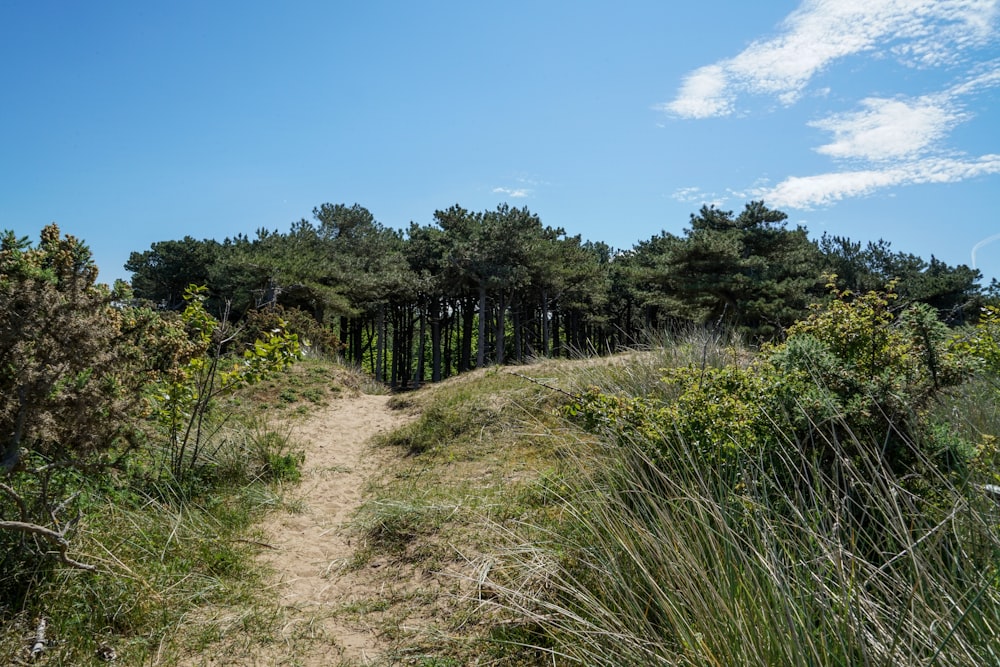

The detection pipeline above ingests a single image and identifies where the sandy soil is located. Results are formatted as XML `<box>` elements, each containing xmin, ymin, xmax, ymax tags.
<box><xmin>254</xmin><ymin>392</ymin><xmax>415</xmax><ymax>666</ymax></box>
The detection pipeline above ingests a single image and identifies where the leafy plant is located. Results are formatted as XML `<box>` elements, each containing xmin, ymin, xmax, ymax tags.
<box><xmin>1</xmin><ymin>225</ymin><xmax>156</xmax><ymax>573</ymax></box>
<box><xmin>569</xmin><ymin>281</ymin><xmax>973</xmax><ymax>485</ymax></box>
<box><xmin>953</xmin><ymin>303</ymin><xmax>1000</xmax><ymax>380</ymax></box>
<box><xmin>150</xmin><ymin>285</ymin><xmax>302</xmax><ymax>480</ymax></box>
<box><xmin>503</xmin><ymin>298</ymin><xmax>998</xmax><ymax>666</ymax></box>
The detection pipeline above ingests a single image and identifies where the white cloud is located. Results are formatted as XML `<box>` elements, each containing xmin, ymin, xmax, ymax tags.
<box><xmin>810</xmin><ymin>96</ymin><xmax>963</xmax><ymax>161</ymax></box>
<box><xmin>665</xmin><ymin>2</ymin><xmax>1000</xmax><ymax>210</ymax></box>
<box><xmin>946</xmin><ymin>61</ymin><xmax>1000</xmax><ymax>96</ymax></box>
<box><xmin>761</xmin><ymin>61</ymin><xmax>1000</xmax><ymax>206</ymax></box>
<box><xmin>762</xmin><ymin>155</ymin><xmax>1000</xmax><ymax>208</ymax></box>
<box><xmin>492</xmin><ymin>186</ymin><xmax>530</xmax><ymax>198</ymax></box>
<box><xmin>671</xmin><ymin>186</ymin><xmax>726</xmax><ymax>208</ymax></box>
<box><xmin>671</xmin><ymin>186</ymin><xmax>707</xmax><ymax>203</ymax></box>
<box><xmin>659</xmin><ymin>65</ymin><xmax>732</xmax><ymax>118</ymax></box>
<box><xmin>663</xmin><ymin>0</ymin><xmax>998</xmax><ymax>118</ymax></box>
<box><xmin>807</xmin><ymin>63</ymin><xmax>1000</xmax><ymax>163</ymax></box>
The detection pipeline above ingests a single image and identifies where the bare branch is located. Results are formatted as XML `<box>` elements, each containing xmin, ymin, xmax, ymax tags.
<box><xmin>0</xmin><ymin>520</ymin><xmax>96</xmax><ymax>571</ymax></box>
<box><xmin>506</xmin><ymin>371</ymin><xmax>579</xmax><ymax>400</ymax></box>
<box><xmin>30</xmin><ymin>617</ymin><xmax>47</xmax><ymax>660</ymax></box>
<box><xmin>50</xmin><ymin>490</ymin><xmax>82</xmax><ymax>523</ymax></box>
<box><xmin>0</xmin><ymin>481</ymin><xmax>28</xmax><ymax>521</ymax></box>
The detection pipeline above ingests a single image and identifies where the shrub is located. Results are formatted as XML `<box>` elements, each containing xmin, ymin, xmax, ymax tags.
<box><xmin>236</xmin><ymin>304</ymin><xmax>343</xmax><ymax>358</ymax></box>
<box><xmin>523</xmin><ymin>285</ymin><xmax>997</xmax><ymax>665</ymax></box>
<box><xmin>0</xmin><ymin>225</ymin><xmax>156</xmax><ymax>575</ymax></box>
<box><xmin>953</xmin><ymin>303</ymin><xmax>1000</xmax><ymax>380</ymax></box>
<box><xmin>570</xmin><ymin>282</ymin><xmax>973</xmax><ymax>487</ymax></box>
<box><xmin>148</xmin><ymin>285</ymin><xmax>302</xmax><ymax>481</ymax></box>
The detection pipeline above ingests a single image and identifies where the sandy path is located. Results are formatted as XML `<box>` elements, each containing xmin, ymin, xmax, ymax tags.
<box><xmin>257</xmin><ymin>393</ymin><xmax>414</xmax><ymax>666</ymax></box>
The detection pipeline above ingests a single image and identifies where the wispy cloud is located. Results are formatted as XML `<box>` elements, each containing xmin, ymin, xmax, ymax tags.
<box><xmin>661</xmin><ymin>0</ymin><xmax>997</xmax><ymax>118</ymax></box>
<box><xmin>671</xmin><ymin>185</ymin><xmax>749</xmax><ymax>209</ymax></box>
<box><xmin>761</xmin><ymin>65</ymin><xmax>1000</xmax><ymax>207</ymax></box>
<box><xmin>665</xmin><ymin>0</ymin><xmax>999</xmax><ymax>210</ymax></box>
<box><xmin>808</xmin><ymin>66</ymin><xmax>1000</xmax><ymax>163</ymax></box>
<box><xmin>809</xmin><ymin>97</ymin><xmax>962</xmax><ymax>161</ymax></box>
<box><xmin>763</xmin><ymin>154</ymin><xmax>1000</xmax><ymax>208</ymax></box>
<box><xmin>671</xmin><ymin>186</ymin><xmax>708</xmax><ymax>203</ymax></box>
<box><xmin>492</xmin><ymin>186</ymin><xmax>531</xmax><ymax>198</ymax></box>
<box><xmin>493</xmin><ymin>175</ymin><xmax>547</xmax><ymax>199</ymax></box>
<box><xmin>663</xmin><ymin>65</ymin><xmax>732</xmax><ymax>119</ymax></box>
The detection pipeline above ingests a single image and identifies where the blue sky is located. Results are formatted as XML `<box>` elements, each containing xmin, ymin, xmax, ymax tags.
<box><xmin>2</xmin><ymin>1</ymin><xmax>999</xmax><ymax>286</ymax></box>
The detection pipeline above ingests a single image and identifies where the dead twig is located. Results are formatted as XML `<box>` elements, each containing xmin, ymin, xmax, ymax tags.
<box><xmin>230</xmin><ymin>537</ymin><xmax>279</xmax><ymax>550</ymax></box>
<box><xmin>506</xmin><ymin>372</ymin><xmax>579</xmax><ymax>400</ymax></box>
<box><xmin>0</xmin><ymin>520</ymin><xmax>96</xmax><ymax>571</ymax></box>
<box><xmin>30</xmin><ymin>617</ymin><xmax>47</xmax><ymax>660</ymax></box>
<box><xmin>0</xmin><ymin>481</ymin><xmax>28</xmax><ymax>521</ymax></box>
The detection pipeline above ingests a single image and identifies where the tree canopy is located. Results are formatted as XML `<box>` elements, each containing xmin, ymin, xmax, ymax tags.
<box><xmin>121</xmin><ymin>200</ymin><xmax>983</xmax><ymax>385</ymax></box>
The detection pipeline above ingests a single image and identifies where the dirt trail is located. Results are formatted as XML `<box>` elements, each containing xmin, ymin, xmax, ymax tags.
<box><xmin>256</xmin><ymin>392</ymin><xmax>414</xmax><ymax>666</ymax></box>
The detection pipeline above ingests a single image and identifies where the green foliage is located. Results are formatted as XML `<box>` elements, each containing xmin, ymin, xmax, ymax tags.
<box><xmin>567</xmin><ymin>281</ymin><xmax>974</xmax><ymax>489</ymax></box>
<box><xmin>211</xmin><ymin>418</ymin><xmax>304</xmax><ymax>486</ymax></box>
<box><xmin>1</xmin><ymin>226</ymin><xmax>143</xmax><ymax>470</ymax></box>
<box><xmin>637</xmin><ymin>201</ymin><xmax>825</xmax><ymax>338</ymax></box>
<box><xmin>769</xmin><ymin>281</ymin><xmax>970</xmax><ymax>461</ymax></box>
<box><xmin>124</xmin><ymin>198</ymin><xmax>982</xmax><ymax>388</ymax></box>
<box><xmin>504</xmin><ymin>321</ymin><xmax>1000</xmax><ymax>666</ymax></box>
<box><xmin>150</xmin><ymin>285</ymin><xmax>302</xmax><ymax>480</ymax></box>
<box><xmin>820</xmin><ymin>234</ymin><xmax>982</xmax><ymax>323</ymax></box>
<box><xmin>1</xmin><ymin>347</ymin><xmax>318</xmax><ymax>664</ymax></box>
<box><xmin>499</xmin><ymin>415</ymin><xmax>1000</xmax><ymax>666</ymax></box>
<box><xmin>237</xmin><ymin>304</ymin><xmax>344</xmax><ymax>357</ymax></box>
<box><xmin>954</xmin><ymin>304</ymin><xmax>1000</xmax><ymax>377</ymax></box>
<box><xmin>1</xmin><ymin>224</ymin><xmax>157</xmax><ymax>574</ymax></box>
<box><xmin>125</xmin><ymin>235</ymin><xmax>222</xmax><ymax>310</ymax></box>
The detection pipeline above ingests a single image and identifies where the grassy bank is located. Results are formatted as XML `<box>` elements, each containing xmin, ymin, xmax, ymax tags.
<box><xmin>7</xmin><ymin>316</ymin><xmax>1000</xmax><ymax>665</ymax></box>
<box><xmin>0</xmin><ymin>358</ymin><xmax>367</xmax><ymax>665</ymax></box>
<box><xmin>345</xmin><ymin>318</ymin><xmax>1000</xmax><ymax>665</ymax></box>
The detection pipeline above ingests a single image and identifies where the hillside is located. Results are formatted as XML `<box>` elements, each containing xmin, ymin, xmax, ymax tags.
<box><xmin>7</xmin><ymin>301</ymin><xmax>1000</xmax><ymax>665</ymax></box>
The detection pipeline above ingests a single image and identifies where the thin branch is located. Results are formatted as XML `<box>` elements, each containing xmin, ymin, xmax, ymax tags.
<box><xmin>863</xmin><ymin>500</ymin><xmax>965</xmax><ymax>587</ymax></box>
<box><xmin>50</xmin><ymin>490</ymin><xmax>81</xmax><ymax>519</ymax></box>
<box><xmin>0</xmin><ymin>481</ymin><xmax>28</xmax><ymax>522</ymax></box>
<box><xmin>507</xmin><ymin>371</ymin><xmax>579</xmax><ymax>400</ymax></box>
<box><xmin>0</xmin><ymin>520</ymin><xmax>96</xmax><ymax>571</ymax></box>
<box><xmin>30</xmin><ymin>617</ymin><xmax>47</xmax><ymax>660</ymax></box>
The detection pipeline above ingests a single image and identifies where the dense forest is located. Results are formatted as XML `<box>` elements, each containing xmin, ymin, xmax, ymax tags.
<box><xmin>126</xmin><ymin>200</ymin><xmax>984</xmax><ymax>385</ymax></box>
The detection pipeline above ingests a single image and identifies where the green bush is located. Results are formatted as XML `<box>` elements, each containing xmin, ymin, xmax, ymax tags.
<box><xmin>954</xmin><ymin>303</ymin><xmax>1000</xmax><ymax>379</ymax></box>
<box><xmin>1</xmin><ymin>225</ymin><xmax>161</xmax><ymax>577</ymax></box>
<box><xmin>569</xmin><ymin>282</ymin><xmax>973</xmax><ymax>490</ymax></box>
<box><xmin>522</xmin><ymin>285</ymin><xmax>999</xmax><ymax>665</ymax></box>
<box><xmin>149</xmin><ymin>285</ymin><xmax>301</xmax><ymax>480</ymax></box>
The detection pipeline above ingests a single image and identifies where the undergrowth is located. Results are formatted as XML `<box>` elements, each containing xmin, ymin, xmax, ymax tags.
<box><xmin>478</xmin><ymin>289</ymin><xmax>1000</xmax><ymax>666</ymax></box>
<box><xmin>10</xmin><ymin>288</ymin><xmax>1000</xmax><ymax>665</ymax></box>
<box><xmin>0</xmin><ymin>357</ymin><xmax>365</xmax><ymax>665</ymax></box>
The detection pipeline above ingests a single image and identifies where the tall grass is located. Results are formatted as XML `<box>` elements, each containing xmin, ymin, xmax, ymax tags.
<box><xmin>487</xmin><ymin>340</ymin><xmax>1000</xmax><ymax>666</ymax></box>
<box><xmin>0</xmin><ymin>390</ymin><xmax>309</xmax><ymax>664</ymax></box>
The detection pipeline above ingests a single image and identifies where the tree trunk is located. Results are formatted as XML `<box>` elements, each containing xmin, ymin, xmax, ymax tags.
<box><xmin>375</xmin><ymin>305</ymin><xmax>385</xmax><ymax>382</ymax></box>
<box><xmin>389</xmin><ymin>306</ymin><xmax>400</xmax><ymax>388</ymax></box>
<box><xmin>512</xmin><ymin>304</ymin><xmax>522</xmax><ymax>363</ymax></box>
<box><xmin>416</xmin><ymin>301</ymin><xmax>427</xmax><ymax>385</ymax></box>
<box><xmin>339</xmin><ymin>315</ymin><xmax>349</xmax><ymax>360</ymax></box>
<box><xmin>541</xmin><ymin>288</ymin><xmax>550</xmax><ymax>358</ymax></box>
<box><xmin>495</xmin><ymin>291</ymin><xmax>507</xmax><ymax>365</ymax></box>
<box><xmin>460</xmin><ymin>297</ymin><xmax>474</xmax><ymax>373</ymax></box>
<box><xmin>444</xmin><ymin>302</ymin><xmax>454</xmax><ymax>378</ymax></box>
<box><xmin>552</xmin><ymin>307</ymin><xmax>562</xmax><ymax>358</ymax></box>
<box><xmin>431</xmin><ymin>298</ymin><xmax>442</xmax><ymax>382</ymax></box>
<box><xmin>477</xmin><ymin>285</ymin><xmax>488</xmax><ymax>368</ymax></box>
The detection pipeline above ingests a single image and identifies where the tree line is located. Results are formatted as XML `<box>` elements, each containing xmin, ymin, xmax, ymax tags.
<box><xmin>125</xmin><ymin>200</ymin><xmax>984</xmax><ymax>387</ymax></box>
